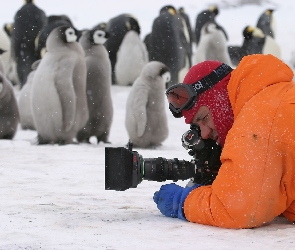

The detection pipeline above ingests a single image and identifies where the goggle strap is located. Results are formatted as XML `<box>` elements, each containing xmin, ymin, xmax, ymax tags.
<box><xmin>191</xmin><ymin>63</ymin><xmax>233</xmax><ymax>95</ymax></box>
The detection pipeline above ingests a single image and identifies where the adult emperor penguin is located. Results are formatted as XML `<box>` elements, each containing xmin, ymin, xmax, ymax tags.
<box><xmin>11</xmin><ymin>0</ymin><xmax>47</xmax><ymax>88</ymax></box>
<box><xmin>256</xmin><ymin>9</ymin><xmax>276</xmax><ymax>38</ymax></box>
<box><xmin>228</xmin><ymin>26</ymin><xmax>265</xmax><ymax>66</ymax></box>
<box><xmin>0</xmin><ymin>71</ymin><xmax>20</xmax><ymax>139</ymax></box>
<box><xmin>18</xmin><ymin>60</ymin><xmax>40</xmax><ymax>130</ymax></box>
<box><xmin>31</xmin><ymin>25</ymin><xmax>89</xmax><ymax>145</ymax></box>
<box><xmin>147</xmin><ymin>5</ymin><xmax>187</xmax><ymax>88</ymax></box>
<box><xmin>104</xmin><ymin>14</ymin><xmax>141</xmax><ymax>85</ymax></box>
<box><xmin>76</xmin><ymin>28</ymin><xmax>113</xmax><ymax>144</ymax></box>
<box><xmin>125</xmin><ymin>61</ymin><xmax>171</xmax><ymax>148</ymax></box>
<box><xmin>194</xmin><ymin>5</ymin><xmax>228</xmax><ymax>45</ymax></box>
<box><xmin>115</xmin><ymin>30</ymin><xmax>149</xmax><ymax>86</ymax></box>
<box><xmin>194</xmin><ymin>21</ymin><xmax>231</xmax><ymax>66</ymax></box>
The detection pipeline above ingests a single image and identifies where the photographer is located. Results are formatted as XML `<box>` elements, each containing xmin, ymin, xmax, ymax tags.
<box><xmin>153</xmin><ymin>54</ymin><xmax>295</xmax><ymax>228</ymax></box>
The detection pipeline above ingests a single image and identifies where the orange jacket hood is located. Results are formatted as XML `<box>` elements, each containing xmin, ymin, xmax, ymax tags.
<box><xmin>228</xmin><ymin>54</ymin><xmax>294</xmax><ymax>118</ymax></box>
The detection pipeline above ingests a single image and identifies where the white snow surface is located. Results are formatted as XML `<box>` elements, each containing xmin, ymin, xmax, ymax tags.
<box><xmin>1</xmin><ymin>0</ymin><xmax>295</xmax><ymax>249</ymax></box>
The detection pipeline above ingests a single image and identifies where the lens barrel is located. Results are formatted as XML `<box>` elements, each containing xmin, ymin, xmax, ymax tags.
<box><xmin>143</xmin><ymin>157</ymin><xmax>195</xmax><ymax>182</ymax></box>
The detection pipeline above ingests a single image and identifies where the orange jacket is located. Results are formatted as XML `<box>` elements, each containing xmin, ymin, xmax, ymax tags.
<box><xmin>184</xmin><ymin>54</ymin><xmax>295</xmax><ymax>228</ymax></box>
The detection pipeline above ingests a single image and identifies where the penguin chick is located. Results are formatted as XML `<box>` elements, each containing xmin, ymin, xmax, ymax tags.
<box><xmin>125</xmin><ymin>61</ymin><xmax>171</xmax><ymax>148</ymax></box>
<box><xmin>31</xmin><ymin>25</ymin><xmax>88</xmax><ymax>145</ymax></box>
<box><xmin>76</xmin><ymin>28</ymin><xmax>113</xmax><ymax>144</ymax></box>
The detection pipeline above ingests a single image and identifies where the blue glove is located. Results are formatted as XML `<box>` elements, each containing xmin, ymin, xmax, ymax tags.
<box><xmin>153</xmin><ymin>183</ymin><xmax>201</xmax><ymax>220</ymax></box>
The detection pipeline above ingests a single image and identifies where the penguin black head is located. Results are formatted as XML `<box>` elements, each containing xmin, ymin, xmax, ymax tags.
<box><xmin>89</xmin><ymin>29</ymin><xmax>109</xmax><ymax>45</ymax></box>
<box><xmin>179</xmin><ymin>7</ymin><xmax>185</xmax><ymax>13</ymax></box>
<box><xmin>47</xmin><ymin>15</ymin><xmax>73</xmax><ymax>26</ymax></box>
<box><xmin>57</xmin><ymin>25</ymin><xmax>78</xmax><ymax>43</ymax></box>
<box><xmin>243</xmin><ymin>26</ymin><xmax>264</xmax><ymax>40</ymax></box>
<box><xmin>160</xmin><ymin>5</ymin><xmax>177</xmax><ymax>15</ymax></box>
<box><xmin>243</xmin><ymin>26</ymin><xmax>255</xmax><ymax>39</ymax></box>
<box><xmin>209</xmin><ymin>5</ymin><xmax>219</xmax><ymax>16</ymax></box>
<box><xmin>266</xmin><ymin>9</ymin><xmax>275</xmax><ymax>15</ymax></box>
<box><xmin>25</xmin><ymin>0</ymin><xmax>34</xmax><ymax>4</ymax></box>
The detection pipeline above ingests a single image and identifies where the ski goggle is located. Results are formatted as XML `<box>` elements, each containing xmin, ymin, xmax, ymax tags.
<box><xmin>165</xmin><ymin>63</ymin><xmax>233</xmax><ymax>118</ymax></box>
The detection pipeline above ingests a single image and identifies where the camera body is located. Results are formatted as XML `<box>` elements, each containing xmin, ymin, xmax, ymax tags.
<box><xmin>105</xmin><ymin>145</ymin><xmax>144</xmax><ymax>191</ymax></box>
<box><xmin>105</xmin><ymin>125</ymin><xmax>222</xmax><ymax>191</ymax></box>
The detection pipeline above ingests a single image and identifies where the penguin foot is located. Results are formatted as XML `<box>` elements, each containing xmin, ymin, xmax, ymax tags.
<box><xmin>35</xmin><ymin>135</ymin><xmax>51</xmax><ymax>145</ymax></box>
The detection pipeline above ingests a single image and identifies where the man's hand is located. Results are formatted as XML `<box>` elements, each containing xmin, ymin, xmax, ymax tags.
<box><xmin>153</xmin><ymin>183</ymin><xmax>200</xmax><ymax>220</ymax></box>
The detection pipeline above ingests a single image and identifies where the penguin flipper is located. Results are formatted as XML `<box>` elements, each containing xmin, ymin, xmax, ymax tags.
<box><xmin>133</xmin><ymin>90</ymin><xmax>148</xmax><ymax>137</ymax></box>
<box><xmin>54</xmin><ymin>77</ymin><xmax>76</xmax><ymax>133</ymax></box>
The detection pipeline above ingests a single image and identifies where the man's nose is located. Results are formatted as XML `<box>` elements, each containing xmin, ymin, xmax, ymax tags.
<box><xmin>199</xmin><ymin>123</ymin><xmax>211</xmax><ymax>140</ymax></box>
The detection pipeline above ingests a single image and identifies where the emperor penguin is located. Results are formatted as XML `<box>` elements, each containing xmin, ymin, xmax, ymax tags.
<box><xmin>147</xmin><ymin>5</ymin><xmax>187</xmax><ymax>88</ymax></box>
<box><xmin>18</xmin><ymin>60</ymin><xmax>40</xmax><ymax>130</ymax></box>
<box><xmin>104</xmin><ymin>14</ymin><xmax>141</xmax><ymax>85</ymax></box>
<box><xmin>256</xmin><ymin>9</ymin><xmax>276</xmax><ymax>38</ymax></box>
<box><xmin>76</xmin><ymin>28</ymin><xmax>113</xmax><ymax>144</ymax></box>
<box><xmin>31</xmin><ymin>25</ymin><xmax>89</xmax><ymax>145</ymax></box>
<box><xmin>0</xmin><ymin>71</ymin><xmax>20</xmax><ymax>139</ymax></box>
<box><xmin>194</xmin><ymin>21</ymin><xmax>231</xmax><ymax>66</ymax></box>
<box><xmin>115</xmin><ymin>30</ymin><xmax>149</xmax><ymax>86</ymax></box>
<box><xmin>228</xmin><ymin>26</ymin><xmax>265</xmax><ymax>66</ymax></box>
<box><xmin>194</xmin><ymin>5</ymin><xmax>228</xmax><ymax>45</ymax></box>
<box><xmin>11</xmin><ymin>0</ymin><xmax>47</xmax><ymax>88</ymax></box>
<box><xmin>125</xmin><ymin>61</ymin><xmax>171</xmax><ymax>148</ymax></box>
<box><xmin>228</xmin><ymin>25</ymin><xmax>281</xmax><ymax>66</ymax></box>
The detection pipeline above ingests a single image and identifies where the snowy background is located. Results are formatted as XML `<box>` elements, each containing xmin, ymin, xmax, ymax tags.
<box><xmin>1</xmin><ymin>0</ymin><xmax>295</xmax><ymax>249</ymax></box>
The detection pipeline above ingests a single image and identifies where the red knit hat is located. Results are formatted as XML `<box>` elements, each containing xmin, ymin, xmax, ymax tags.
<box><xmin>182</xmin><ymin>61</ymin><xmax>234</xmax><ymax>147</ymax></box>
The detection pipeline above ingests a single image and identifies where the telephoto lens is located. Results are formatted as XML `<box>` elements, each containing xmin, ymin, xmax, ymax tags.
<box><xmin>105</xmin><ymin>141</ymin><xmax>197</xmax><ymax>191</ymax></box>
<box><xmin>143</xmin><ymin>157</ymin><xmax>195</xmax><ymax>182</ymax></box>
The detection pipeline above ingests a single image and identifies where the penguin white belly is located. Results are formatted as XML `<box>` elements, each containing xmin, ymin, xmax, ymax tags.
<box><xmin>262</xmin><ymin>35</ymin><xmax>281</xmax><ymax>58</ymax></box>
<box><xmin>115</xmin><ymin>31</ymin><xmax>148</xmax><ymax>86</ymax></box>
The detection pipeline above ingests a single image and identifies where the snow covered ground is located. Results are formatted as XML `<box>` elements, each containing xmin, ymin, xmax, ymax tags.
<box><xmin>1</xmin><ymin>0</ymin><xmax>295</xmax><ymax>249</ymax></box>
<box><xmin>2</xmin><ymin>86</ymin><xmax>295</xmax><ymax>250</ymax></box>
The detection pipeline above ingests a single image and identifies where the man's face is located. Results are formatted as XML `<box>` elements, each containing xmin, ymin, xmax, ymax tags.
<box><xmin>190</xmin><ymin>106</ymin><xmax>220</xmax><ymax>145</ymax></box>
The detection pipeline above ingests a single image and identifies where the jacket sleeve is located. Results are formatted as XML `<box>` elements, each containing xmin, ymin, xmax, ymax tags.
<box><xmin>183</xmin><ymin>131</ymin><xmax>289</xmax><ymax>229</ymax></box>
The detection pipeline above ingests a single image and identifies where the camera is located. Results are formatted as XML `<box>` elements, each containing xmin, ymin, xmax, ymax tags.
<box><xmin>105</xmin><ymin>125</ymin><xmax>222</xmax><ymax>191</ymax></box>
